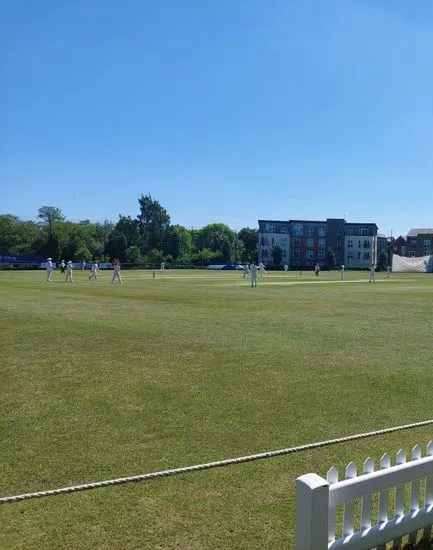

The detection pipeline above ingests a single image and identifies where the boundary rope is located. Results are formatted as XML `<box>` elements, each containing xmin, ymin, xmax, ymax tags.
<box><xmin>2</xmin><ymin>419</ymin><xmax>433</xmax><ymax>504</ymax></box>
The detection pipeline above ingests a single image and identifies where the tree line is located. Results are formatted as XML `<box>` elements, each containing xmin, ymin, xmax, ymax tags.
<box><xmin>0</xmin><ymin>194</ymin><xmax>259</xmax><ymax>265</ymax></box>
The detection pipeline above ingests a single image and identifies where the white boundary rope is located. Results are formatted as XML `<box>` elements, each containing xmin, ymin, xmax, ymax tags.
<box><xmin>2</xmin><ymin>419</ymin><xmax>432</xmax><ymax>504</ymax></box>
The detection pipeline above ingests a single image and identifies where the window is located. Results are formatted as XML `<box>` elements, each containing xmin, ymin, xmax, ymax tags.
<box><xmin>292</xmin><ymin>238</ymin><xmax>300</xmax><ymax>247</ymax></box>
<box><xmin>423</xmin><ymin>240</ymin><xmax>431</xmax><ymax>248</ymax></box>
<box><xmin>318</xmin><ymin>226</ymin><xmax>327</xmax><ymax>237</ymax></box>
<box><xmin>409</xmin><ymin>251</ymin><xmax>415</xmax><ymax>257</ymax></box>
<box><xmin>279</xmin><ymin>238</ymin><xmax>286</xmax><ymax>247</ymax></box>
<box><xmin>266</xmin><ymin>223</ymin><xmax>275</xmax><ymax>233</ymax></box>
<box><xmin>318</xmin><ymin>250</ymin><xmax>325</xmax><ymax>259</ymax></box>
<box><xmin>318</xmin><ymin>238</ymin><xmax>326</xmax><ymax>249</ymax></box>
<box><xmin>306</xmin><ymin>250</ymin><xmax>314</xmax><ymax>259</ymax></box>
<box><xmin>363</xmin><ymin>240</ymin><xmax>371</xmax><ymax>248</ymax></box>
<box><xmin>307</xmin><ymin>226</ymin><xmax>313</xmax><ymax>236</ymax></box>
<box><xmin>347</xmin><ymin>251</ymin><xmax>354</xmax><ymax>259</ymax></box>
<box><xmin>347</xmin><ymin>239</ymin><xmax>353</xmax><ymax>248</ymax></box>
<box><xmin>409</xmin><ymin>239</ymin><xmax>417</xmax><ymax>246</ymax></box>
<box><xmin>337</xmin><ymin>237</ymin><xmax>341</xmax><ymax>246</ymax></box>
<box><xmin>261</xmin><ymin>237</ymin><xmax>269</xmax><ymax>246</ymax></box>
<box><xmin>360</xmin><ymin>227</ymin><xmax>369</xmax><ymax>236</ymax></box>
<box><xmin>358</xmin><ymin>240</ymin><xmax>362</xmax><ymax>248</ymax></box>
<box><xmin>293</xmin><ymin>250</ymin><xmax>300</xmax><ymax>259</ymax></box>
<box><xmin>292</xmin><ymin>223</ymin><xmax>303</xmax><ymax>236</ymax></box>
<box><xmin>307</xmin><ymin>238</ymin><xmax>314</xmax><ymax>248</ymax></box>
<box><xmin>363</xmin><ymin>252</ymin><xmax>371</xmax><ymax>260</ymax></box>
<box><xmin>357</xmin><ymin>252</ymin><xmax>361</xmax><ymax>259</ymax></box>
<box><xmin>347</xmin><ymin>228</ymin><xmax>352</xmax><ymax>236</ymax></box>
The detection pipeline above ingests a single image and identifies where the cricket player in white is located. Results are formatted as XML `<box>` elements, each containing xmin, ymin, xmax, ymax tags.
<box><xmin>258</xmin><ymin>262</ymin><xmax>266</xmax><ymax>276</ymax></box>
<box><xmin>242</xmin><ymin>263</ymin><xmax>249</xmax><ymax>278</ymax></box>
<box><xmin>250</xmin><ymin>262</ymin><xmax>258</xmax><ymax>287</ymax></box>
<box><xmin>369</xmin><ymin>264</ymin><xmax>376</xmax><ymax>283</ymax></box>
<box><xmin>283</xmin><ymin>264</ymin><xmax>288</xmax><ymax>272</ymax></box>
<box><xmin>65</xmin><ymin>261</ymin><xmax>74</xmax><ymax>282</ymax></box>
<box><xmin>46</xmin><ymin>258</ymin><xmax>53</xmax><ymax>281</ymax></box>
<box><xmin>160</xmin><ymin>262</ymin><xmax>165</xmax><ymax>272</ymax></box>
<box><xmin>89</xmin><ymin>262</ymin><xmax>100</xmax><ymax>280</ymax></box>
<box><xmin>111</xmin><ymin>262</ymin><xmax>123</xmax><ymax>284</ymax></box>
<box><xmin>341</xmin><ymin>264</ymin><xmax>345</xmax><ymax>280</ymax></box>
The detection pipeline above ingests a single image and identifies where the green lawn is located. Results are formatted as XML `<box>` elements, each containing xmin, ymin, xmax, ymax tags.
<box><xmin>1</xmin><ymin>269</ymin><xmax>432</xmax><ymax>549</ymax></box>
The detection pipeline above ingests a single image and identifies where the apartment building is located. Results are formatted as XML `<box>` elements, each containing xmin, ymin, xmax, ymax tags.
<box><xmin>405</xmin><ymin>228</ymin><xmax>433</xmax><ymax>257</ymax></box>
<box><xmin>258</xmin><ymin>218</ymin><xmax>378</xmax><ymax>269</ymax></box>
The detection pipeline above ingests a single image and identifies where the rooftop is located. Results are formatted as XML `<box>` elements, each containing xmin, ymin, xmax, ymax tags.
<box><xmin>407</xmin><ymin>228</ymin><xmax>433</xmax><ymax>237</ymax></box>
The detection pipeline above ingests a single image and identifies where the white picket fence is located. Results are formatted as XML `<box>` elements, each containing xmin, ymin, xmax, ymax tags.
<box><xmin>296</xmin><ymin>442</ymin><xmax>433</xmax><ymax>549</ymax></box>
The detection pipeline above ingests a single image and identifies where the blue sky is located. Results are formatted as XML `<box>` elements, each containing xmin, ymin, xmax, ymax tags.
<box><xmin>1</xmin><ymin>0</ymin><xmax>433</xmax><ymax>237</ymax></box>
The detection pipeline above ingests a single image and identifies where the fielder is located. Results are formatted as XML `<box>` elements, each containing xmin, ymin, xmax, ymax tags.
<box><xmin>258</xmin><ymin>262</ymin><xmax>267</xmax><ymax>276</ymax></box>
<box><xmin>369</xmin><ymin>264</ymin><xmax>376</xmax><ymax>283</ymax></box>
<box><xmin>250</xmin><ymin>262</ymin><xmax>258</xmax><ymax>287</ymax></box>
<box><xmin>65</xmin><ymin>261</ymin><xmax>74</xmax><ymax>282</ymax></box>
<box><xmin>46</xmin><ymin>257</ymin><xmax>53</xmax><ymax>281</ymax></box>
<box><xmin>89</xmin><ymin>262</ymin><xmax>100</xmax><ymax>280</ymax></box>
<box><xmin>242</xmin><ymin>263</ymin><xmax>250</xmax><ymax>278</ymax></box>
<box><xmin>60</xmin><ymin>259</ymin><xmax>65</xmax><ymax>274</ymax></box>
<box><xmin>111</xmin><ymin>262</ymin><xmax>123</xmax><ymax>284</ymax></box>
<box><xmin>341</xmin><ymin>264</ymin><xmax>345</xmax><ymax>280</ymax></box>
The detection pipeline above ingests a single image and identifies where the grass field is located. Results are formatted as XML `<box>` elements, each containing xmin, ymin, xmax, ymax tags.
<box><xmin>1</xmin><ymin>268</ymin><xmax>433</xmax><ymax>549</ymax></box>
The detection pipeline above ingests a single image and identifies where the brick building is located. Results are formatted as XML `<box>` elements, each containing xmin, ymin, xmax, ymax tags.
<box><xmin>258</xmin><ymin>218</ymin><xmax>378</xmax><ymax>269</ymax></box>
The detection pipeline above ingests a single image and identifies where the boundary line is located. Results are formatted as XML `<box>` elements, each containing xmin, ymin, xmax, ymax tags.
<box><xmin>1</xmin><ymin>419</ymin><xmax>433</xmax><ymax>504</ymax></box>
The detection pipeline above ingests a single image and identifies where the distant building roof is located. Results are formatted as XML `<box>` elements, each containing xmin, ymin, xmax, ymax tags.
<box><xmin>407</xmin><ymin>228</ymin><xmax>433</xmax><ymax>237</ymax></box>
<box><xmin>377</xmin><ymin>233</ymin><xmax>388</xmax><ymax>238</ymax></box>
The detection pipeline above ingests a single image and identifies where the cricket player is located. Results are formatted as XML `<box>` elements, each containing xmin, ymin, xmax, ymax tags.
<box><xmin>283</xmin><ymin>264</ymin><xmax>288</xmax><ymax>272</ymax></box>
<box><xmin>65</xmin><ymin>261</ymin><xmax>74</xmax><ymax>282</ymax></box>
<box><xmin>89</xmin><ymin>262</ymin><xmax>100</xmax><ymax>280</ymax></box>
<box><xmin>258</xmin><ymin>262</ymin><xmax>267</xmax><ymax>276</ymax></box>
<box><xmin>243</xmin><ymin>263</ymin><xmax>249</xmax><ymax>278</ymax></box>
<box><xmin>160</xmin><ymin>262</ymin><xmax>165</xmax><ymax>272</ymax></box>
<box><xmin>60</xmin><ymin>259</ymin><xmax>66</xmax><ymax>274</ymax></box>
<box><xmin>369</xmin><ymin>264</ymin><xmax>376</xmax><ymax>283</ymax></box>
<box><xmin>341</xmin><ymin>264</ymin><xmax>345</xmax><ymax>280</ymax></box>
<box><xmin>250</xmin><ymin>262</ymin><xmax>258</xmax><ymax>287</ymax></box>
<box><xmin>46</xmin><ymin>258</ymin><xmax>53</xmax><ymax>281</ymax></box>
<box><xmin>111</xmin><ymin>262</ymin><xmax>123</xmax><ymax>284</ymax></box>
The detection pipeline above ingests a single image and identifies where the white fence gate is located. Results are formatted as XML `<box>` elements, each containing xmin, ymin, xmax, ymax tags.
<box><xmin>296</xmin><ymin>442</ymin><xmax>433</xmax><ymax>549</ymax></box>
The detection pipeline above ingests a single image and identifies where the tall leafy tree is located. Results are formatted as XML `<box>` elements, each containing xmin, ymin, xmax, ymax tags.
<box><xmin>326</xmin><ymin>247</ymin><xmax>337</xmax><ymax>269</ymax></box>
<box><xmin>238</xmin><ymin>227</ymin><xmax>258</xmax><ymax>261</ymax></box>
<box><xmin>38</xmin><ymin>206</ymin><xmax>65</xmax><ymax>239</ymax></box>
<box><xmin>164</xmin><ymin>225</ymin><xmax>192</xmax><ymax>260</ymax></box>
<box><xmin>136</xmin><ymin>194</ymin><xmax>170</xmax><ymax>253</ymax></box>
<box><xmin>196</xmin><ymin>223</ymin><xmax>235</xmax><ymax>263</ymax></box>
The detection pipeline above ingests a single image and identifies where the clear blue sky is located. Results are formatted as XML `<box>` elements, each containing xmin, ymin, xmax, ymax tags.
<box><xmin>1</xmin><ymin>0</ymin><xmax>433</xmax><ymax>237</ymax></box>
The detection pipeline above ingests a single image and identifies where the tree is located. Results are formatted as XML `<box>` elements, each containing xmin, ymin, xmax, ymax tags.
<box><xmin>377</xmin><ymin>249</ymin><xmax>389</xmax><ymax>271</ymax></box>
<box><xmin>238</xmin><ymin>228</ymin><xmax>258</xmax><ymax>261</ymax></box>
<box><xmin>136</xmin><ymin>194</ymin><xmax>170</xmax><ymax>253</ymax></box>
<box><xmin>272</xmin><ymin>245</ymin><xmax>283</xmax><ymax>267</ymax></box>
<box><xmin>115</xmin><ymin>216</ymin><xmax>139</xmax><ymax>248</ymax></box>
<box><xmin>38</xmin><ymin>206</ymin><xmax>65</xmax><ymax>239</ymax></box>
<box><xmin>326</xmin><ymin>247</ymin><xmax>337</xmax><ymax>269</ymax></box>
<box><xmin>196</xmin><ymin>223</ymin><xmax>235</xmax><ymax>263</ymax></box>
<box><xmin>164</xmin><ymin>225</ymin><xmax>192</xmax><ymax>260</ymax></box>
<box><xmin>75</xmin><ymin>244</ymin><xmax>92</xmax><ymax>262</ymax></box>
<box><xmin>105</xmin><ymin>233</ymin><xmax>127</xmax><ymax>262</ymax></box>
<box><xmin>125</xmin><ymin>246</ymin><xmax>142</xmax><ymax>263</ymax></box>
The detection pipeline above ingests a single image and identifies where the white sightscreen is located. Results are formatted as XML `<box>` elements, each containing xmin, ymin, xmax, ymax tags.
<box><xmin>391</xmin><ymin>254</ymin><xmax>433</xmax><ymax>272</ymax></box>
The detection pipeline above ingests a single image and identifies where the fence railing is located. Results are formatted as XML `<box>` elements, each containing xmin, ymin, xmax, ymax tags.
<box><xmin>296</xmin><ymin>442</ymin><xmax>433</xmax><ymax>549</ymax></box>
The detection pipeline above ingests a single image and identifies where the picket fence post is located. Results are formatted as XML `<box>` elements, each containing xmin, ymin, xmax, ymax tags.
<box><xmin>295</xmin><ymin>473</ymin><xmax>329</xmax><ymax>550</ymax></box>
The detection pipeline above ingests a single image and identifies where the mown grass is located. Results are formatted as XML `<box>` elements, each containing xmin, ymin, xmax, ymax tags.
<box><xmin>1</xmin><ymin>269</ymin><xmax>432</xmax><ymax>549</ymax></box>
